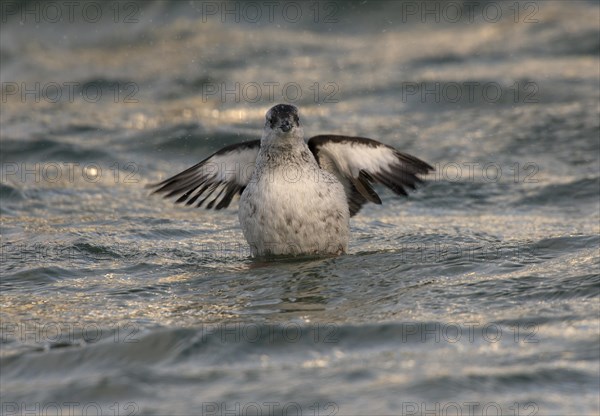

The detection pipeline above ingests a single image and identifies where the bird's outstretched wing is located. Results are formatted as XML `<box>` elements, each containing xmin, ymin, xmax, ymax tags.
<box><xmin>149</xmin><ymin>140</ymin><xmax>260</xmax><ymax>209</ymax></box>
<box><xmin>308</xmin><ymin>135</ymin><xmax>433</xmax><ymax>216</ymax></box>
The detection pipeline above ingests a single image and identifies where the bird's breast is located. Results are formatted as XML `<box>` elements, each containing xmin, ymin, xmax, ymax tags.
<box><xmin>238</xmin><ymin>160</ymin><xmax>350</xmax><ymax>256</ymax></box>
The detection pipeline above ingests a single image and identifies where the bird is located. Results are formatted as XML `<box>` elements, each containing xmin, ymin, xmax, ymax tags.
<box><xmin>150</xmin><ymin>104</ymin><xmax>433</xmax><ymax>257</ymax></box>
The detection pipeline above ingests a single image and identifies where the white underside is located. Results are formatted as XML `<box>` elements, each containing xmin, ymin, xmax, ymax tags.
<box><xmin>239</xmin><ymin>164</ymin><xmax>350</xmax><ymax>257</ymax></box>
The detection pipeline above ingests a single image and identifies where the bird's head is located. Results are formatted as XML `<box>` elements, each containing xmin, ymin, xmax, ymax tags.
<box><xmin>264</xmin><ymin>104</ymin><xmax>302</xmax><ymax>137</ymax></box>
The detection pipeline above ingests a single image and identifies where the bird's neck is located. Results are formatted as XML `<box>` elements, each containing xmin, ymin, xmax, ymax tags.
<box><xmin>261</xmin><ymin>130</ymin><xmax>303</xmax><ymax>153</ymax></box>
<box><xmin>258</xmin><ymin>131</ymin><xmax>316</xmax><ymax>167</ymax></box>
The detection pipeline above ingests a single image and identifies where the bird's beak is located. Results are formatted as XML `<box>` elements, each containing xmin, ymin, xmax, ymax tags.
<box><xmin>280</xmin><ymin>121</ymin><xmax>292</xmax><ymax>132</ymax></box>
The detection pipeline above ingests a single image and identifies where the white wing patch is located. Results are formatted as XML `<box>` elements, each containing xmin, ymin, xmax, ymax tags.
<box><xmin>317</xmin><ymin>140</ymin><xmax>399</xmax><ymax>177</ymax></box>
<box><xmin>150</xmin><ymin>140</ymin><xmax>260</xmax><ymax>210</ymax></box>
<box><xmin>308</xmin><ymin>135</ymin><xmax>433</xmax><ymax>216</ymax></box>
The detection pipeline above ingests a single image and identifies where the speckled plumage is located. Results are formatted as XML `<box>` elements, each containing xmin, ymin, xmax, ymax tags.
<box><xmin>151</xmin><ymin>104</ymin><xmax>433</xmax><ymax>258</ymax></box>
<box><xmin>239</xmin><ymin>136</ymin><xmax>350</xmax><ymax>256</ymax></box>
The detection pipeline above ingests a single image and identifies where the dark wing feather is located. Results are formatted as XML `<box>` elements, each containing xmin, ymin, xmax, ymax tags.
<box><xmin>149</xmin><ymin>140</ymin><xmax>260</xmax><ymax>210</ymax></box>
<box><xmin>308</xmin><ymin>135</ymin><xmax>433</xmax><ymax>216</ymax></box>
